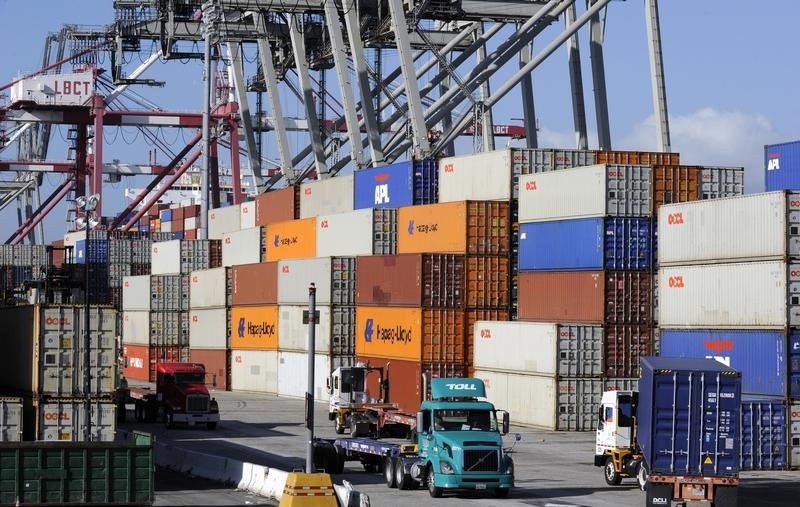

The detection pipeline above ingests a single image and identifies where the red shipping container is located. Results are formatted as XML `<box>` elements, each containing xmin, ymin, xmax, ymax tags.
<box><xmin>171</xmin><ymin>220</ymin><xmax>184</xmax><ymax>232</ymax></box>
<box><xmin>122</xmin><ymin>344</ymin><xmax>150</xmax><ymax>382</ymax></box>
<box><xmin>184</xmin><ymin>229</ymin><xmax>197</xmax><ymax>240</ymax></box>
<box><xmin>184</xmin><ymin>205</ymin><xmax>200</xmax><ymax>218</ymax></box>
<box><xmin>149</xmin><ymin>345</ymin><xmax>182</xmax><ymax>382</ymax></box>
<box><xmin>256</xmin><ymin>186</ymin><xmax>298</xmax><ymax>227</ymax></box>
<box><xmin>173</xmin><ymin>207</ymin><xmax>185</xmax><ymax>221</ymax></box>
<box><xmin>603</xmin><ymin>325</ymin><xmax>653</xmax><ymax>378</ymax></box>
<box><xmin>232</xmin><ymin>262</ymin><xmax>278</xmax><ymax>305</ymax></box>
<box><xmin>190</xmin><ymin>349</ymin><xmax>229</xmax><ymax>390</ymax></box>
<box><xmin>51</xmin><ymin>239</ymin><xmax>65</xmax><ymax>268</ymax></box>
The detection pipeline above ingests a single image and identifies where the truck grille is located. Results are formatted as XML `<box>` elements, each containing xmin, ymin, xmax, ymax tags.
<box><xmin>463</xmin><ymin>450</ymin><xmax>498</xmax><ymax>472</ymax></box>
<box><xmin>186</xmin><ymin>394</ymin><xmax>209</xmax><ymax>413</ymax></box>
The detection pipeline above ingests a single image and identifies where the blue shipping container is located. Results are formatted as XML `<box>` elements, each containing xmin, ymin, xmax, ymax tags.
<box><xmin>790</xmin><ymin>334</ymin><xmax>800</xmax><ymax>398</ymax></box>
<box><xmin>765</xmin><ymin>141</ymin><xmax>800</xmax><ymax>191</ymax></box>
<box><xmin>172</xmin><ymin>232</ymin><xmax>184</xmax><ymax>240</ymax></box>
<box><xmin>740</xmin><ymin>397</ymin><xmax>787</xmax><ymax>471</ymax></box>
<box><xmin>660</xmin><ymin>329</ymin><xmax>787</xmax><ymax>397</ymax></box>
<box><xmin>160</xmin><ymin>209</ymin><xmax>173</xmax><ymax>222</ymax></box>
<box><xmin>353</xmin><ymin>160</ymin><xmax>438</xmax><ymax>209</ymax></box>
<box><xmin>518</xmin><ymin>217</ymin><xmax>652</xmax><ymax>271</ymax></box>
<box><xmin>638</xmin><ymin>356</ymin><xmax>741</xmax><ymax>476</ymax></box>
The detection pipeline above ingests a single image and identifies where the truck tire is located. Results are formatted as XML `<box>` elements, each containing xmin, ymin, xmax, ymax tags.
<box><xmin>712</xmin><ymin>486</ymin><xmax>738</xmax><ymax>507</ymax></box>
<box><xmin>645</xmin><ymin>482</ymin><xmax>672</xmax><ymax>507</ymax></box>
<box><xmin>335</xmin><ymin>422</ymin><xmax>345</xmax><ymax>434</ymax></box>
<box><xmin>427</xmin><ymin>466</ymin><xmax>443</xmax><ymax>498</ymax></box>
<box><xmin>207</xmin><ymin>422</ymin><xmax>217</xmax><ymax>430</ymax></box>
<box><xmin>384</xmin><ymin>457</ymin><xmax>397</xmax><ymax>488</ymax></box>
<box><xmin>395</xmin><ymin>458</ymin><xmax>413</xmax><ymax>490</ymax></box>
<box><xmin>604</xmin><ymin>457</ymin><xmax>623</xmax><ymax>486</ymax></box>
<box><xmin>494</xmin><ymin>488</ymin><xmax>510</xmax><ymax>498</ymax></box>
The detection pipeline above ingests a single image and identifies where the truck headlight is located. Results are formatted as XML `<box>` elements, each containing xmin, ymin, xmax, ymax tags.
<box><xmin>439</xmin><ymin>461</ymin><xmax>454</xmax><ymax>474</ymax></box>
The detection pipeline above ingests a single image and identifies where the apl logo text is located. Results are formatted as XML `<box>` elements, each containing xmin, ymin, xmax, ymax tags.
<box><xmin>767</xmin><ymin>153</ymin><xmax>780</xmax><ymax>171</ymax></box>
<box><xmin>374</xmin><ymin>173</ymin><xmax>391</xmax><ymax>205</ymax></box>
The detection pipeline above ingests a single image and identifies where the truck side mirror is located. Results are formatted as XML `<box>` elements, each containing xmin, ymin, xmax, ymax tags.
<box><xmin>417</xmin><ymin>412</ymin><xmax>424</xmax><ymax>435</ymax></box>
<box><xmin>502</xmin><ymin>412</ymin><xmax>510</xmax><ymax>435</ymax></box>
<box><xmin>326</xmin><ymin>377</ymin><xmax>331</xmax><ymax>393</ymax></box>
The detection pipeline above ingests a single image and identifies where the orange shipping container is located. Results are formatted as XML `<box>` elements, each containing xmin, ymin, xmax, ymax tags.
<box><xmin>122</xmin><ymin>344</ymin><xmax>149</xmax><ymax>382</ymax></box>
<box><xmin>256</xmin><ymin>186</ymin><xmax>299</xmax><ymax>226</ymax></box>
<box><xmin>264</xmin><ymin>218</ymin><xmax>316</xmax><ymax>261</ymax></box>
<box><xmin>595</xmin><ymin>150</ymin><xmax>680</xmax><ymax>166</ymax></box>
<box><xmin>652</xmin><ymin>165</ymin><xmax>700</xmax><ymax>214</ymax></box>
<box><xmin>229</xmin><ymin>305</ymin><xmax>279</xmax><ymax>350</ymax></box>
<box><xmin>398</xmin><ymin>201</ymin><xmax>509</xmax><ymax>255</ymax></box>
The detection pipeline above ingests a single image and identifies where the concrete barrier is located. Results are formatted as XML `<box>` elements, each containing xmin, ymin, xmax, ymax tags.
<box><xmin>264</xmin><ymin>468</ymin><xmax>289</xmax><ymax>501</ymax></box>
<box><xmin>247</xmin><ymin>464</ymin><xmax>269</xmax><ymax>496</ymax></box>
<box><xmin>237</xmin><ymin>462</ymin><xmax>256</xmax><ymax>490</ymax></box>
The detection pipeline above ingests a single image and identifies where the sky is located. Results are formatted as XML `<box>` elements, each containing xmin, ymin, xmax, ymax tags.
<box><xmin>0</xmin><ymin>0</ymin><xmax>798</xmax><ymax>243</ymax></box>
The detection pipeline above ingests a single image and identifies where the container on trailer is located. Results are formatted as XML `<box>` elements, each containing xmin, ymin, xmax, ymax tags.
<box><xmin>229</xmin><ymin>305</ymin><xmax>279</xmax><ymax>350</ymax></box>
<box><xmin>652</xmin><ymin>165</ymin><xmax>701</xmax><ymax>213</ymax></box>
<box><xmin>659</xmin><ymin>329</ymin><xmax>788</xmax><ymax>397</ymax></box>
<box><xmin>518</xmin><ymin>164</ymin><xmax>652</xmax><ymax>222</ymax></box>
<box><xmin>232</xmin><ymin>262</ymin><xmax>278</xmax><ymax>306</ymax></box>
<box><xmin>765</xmin><ymin>141</ymin><xmax>800</xmax><ymax>192</ymax></box>
<box><xmin>230</xmin><ymin>349</ymin><xmax>278</xmax><ymax>393</ymax></box>
<box><xmin>190</xmin><ymin>267</ymin><xmax>230</xmax><ymax>309</ymax></box>
<box><xmin>353</xmin><ymin>160</ymin><xmax>438</xmax><ymax>209</ymax></box>
<box><xmin>517</xmin><ymin>271</ymin><xmax>652</xmax><ymax>324</ymax></box>
<box><xmin>222</xmin><ymin>227</ymin><xmax>264</xmax><ymax>267</ymax></box>
<box><xmin>638</xmin><ymin>356</ymin><xmax>741</xmax><ymax>476</ymax></box>
<box><xmin>740</xmin><ymin>397</ymin><xmax>787</xmax><ymax>471</ymax></box>
<box><xmin>256</xmin><ymin>186</ymin><xmax>299</xmax><ymax>226</ymax></box>
<box><xmin>189</xmin><ymin>308</ymin><xmax>228</xmax><ymax>349</ymax></box>
<box><xmin>658</xmin><ymin>192</ymin><xmax>800</xmax><ymax>266</ymax></box>
<box><xmin>398</xmin><ymin>201</ymin><xmax>509</xmax><ymax>255</ymax></box>
<box><xmin>299</xmin><ymin>173</ymin><xmax>354</xmax><ymax>218</ymax></box>
<box><xmin>316</xmin><ymin>208</ymin><xmax>398</xmax><ymax>257</ymax></box>
<box><xmin>240</xmin><ymin>201</ymin><xmax>256</xmax><ymax>229</ymax></box>
<box><xmin>278</xmin><ymin>305</ymin><xmax>331</xmax><ymax>353</ymax></box>
<box><xmin>277</xmin><ymin>257</ymin><xmax>355</xmax><ymax>305</ymax></box>
<box><xmin>0</xmin><ymin>398</ymin><xmax>22</xmax><ymax>442</ymax></box>
<box><xmin>122</xmin><ymin>311</ymin><xmax>150</xmax><ymax>346</ymax></box>
<box><xmin>149</xmin><ymin>311</ymin><xmax>189</xmax><ymax>347</ymax></box>
<box><xmin>34</xmin><ymin>398</ymin><xmax>116</xmax><ymax>442</ymax></box>
<box><xmin>277</xmin><ymin>351</ymin><xmax>331</xmax><ymax>401</ymax></box>
<box><xmin>189</xmin><ymin>348</ymin><xmax>229</xmax><ymax>390</ymax></box>
<box><xmin>208</xmin><ymin>204</ymin><xmax>242</xmax><ymax>239</ymax></box>
<box><xmin>264</xmin><ymin>218</ymin><xmax>316</xmax><ymax>261</ymax></box>
<box><xmin>700</xmin><ymin>166</ymin><xmax>744</xmax><ymax>199</ymax></box>
<box><xmin>659</xmin><ymin>261</ymin><xmax>796</xmax><ymax>328</ymax></box>
<box><xmin>518</xmin><ymin>218</ymin><xmax>652</xmax><ymax>271</ymax></box>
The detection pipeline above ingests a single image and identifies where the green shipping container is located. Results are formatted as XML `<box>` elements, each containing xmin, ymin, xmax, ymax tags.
<box><xmin>0</xmin><ymin>432</ymin><xmax>154</xmax><ymax>505</ymax></box>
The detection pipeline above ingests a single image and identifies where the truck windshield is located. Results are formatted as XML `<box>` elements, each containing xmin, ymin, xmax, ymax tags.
<box><xmin>173</xmin><ymin>372</ymin><xmax>205</xmax><ymax>384</ymax></box>
<box><xmin>433</xmin><ymin>409</ymin><xmax>497</xmax><ymax>432</ymax></box>
<box><xmin>341</xmin><ymin>368</ymin><xmax>366</xmax><ymax>392</ymax></box>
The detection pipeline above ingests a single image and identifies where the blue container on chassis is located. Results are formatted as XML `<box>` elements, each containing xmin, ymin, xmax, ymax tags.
<box><xmin>765</xmin><ymin>141</ymin><xmax>800</xmax><ymax>191</ymax></box>
<box><xmin>740</xmin><ymin>397</ymin><xmax>787</xmax><ymax>471</ymax></box>
<box><xmin>518</xmin><ymin>217</ymin><xmax>652</xmax><ymax>271</ymax></box>
<box><xmin>659</xmin><ymin>329</ymin><xmax>787</xmax><ymax>397</ymax></box>
<box><xmin>638</xmin><ymin>356</ymin><xmax>741</xmax><ymax>476</ymax></box>
<box><xmin>353</xmin><ymin>160</ymin><xmax>438</xmax><ymax>209</ymax></box>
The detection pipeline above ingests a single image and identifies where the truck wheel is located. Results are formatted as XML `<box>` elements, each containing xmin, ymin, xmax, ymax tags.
<box><xmin>427</xmin><ymin>466</ymin><xmax>443</xmax><ymax>498</ymax></box>
<box><xmin>335</xmin><ymin>422</ymin><xmax>345</xmax><ymax>434</ymax></box>
<box><xmin>395</xmin><ymin>458</ymin><xmax>412</xmax><ymax>490</ymax></box>
<box><xmin>712</xmin><ymin>486</ymin><xmax>738</xmax><ymax>507</ymax></box>
<box><xmin>637</xmin><ymin>462</ymin><xmax>649</xmax><ymax>491</ymax></box>
<box><xmin>494</xmin><ymin>488</ymin><xmax>510</xmax><ymax>498</ymax></box>
<box><xmin>645</xmin><ymin>482</ymin><xmax>672</xmax><ymax>507</ymax></box>
<box><xmin>384</xmin><ymin>457</ymin><xmax>397</xmax><ymax>488</ymax></box>
<box><xmin>164</xmin><ymin>409</ymin><xmax>174</xmax><ymax>429</ymax></box>
<box><xmin>207</xmin><ymin>422</ymin><xmax>217</xmax><ymax>430</ymax></box>
<box><xmin>604</xmin><ymin>457</ymin><xmax>623</xmax><ymax>486</ymax></box>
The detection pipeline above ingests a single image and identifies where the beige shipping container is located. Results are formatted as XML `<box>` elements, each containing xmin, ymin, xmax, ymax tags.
<box><xmin>299</xmin><ymin>173</ymin><xmax>354</xmax><ymax>218</ymax></box>
<box><xmin>277</xmin><ymin>351</ymin><xmax>330</xmax><ymax>401</ymax></box>
<box><xmin>222</xmin><ymin>227</ymin><xmax>264</xmax><ymax>267</ymax></box>
<box><xmin>208</xmin><ymin>204</ymin><xmax>242</xmax><ymax>239</ymax></box>
<box><xmin>438</xmin><ymin>150</ymin><xmax>516</xmax><ymax>202</ymax></box>
<box><xmin>278</xmin><ymin>305</ymin><xmax>331</xmax><ymax>353</ymax></box>
<box><xmin>122</xmin><ymin>275</ymin><xmax>151</xmax><ymax>311</ymax></box>
<box><xmin>230</xmin><ymin>349</ymin><xmax>278</xmax><ymax>393</ymax></box>
<box><xmin>151</xmin><ymin>240</ymin><xmax>181</xmax><ymax>275</ymax></box>
<box><xmin>316</xmin><ymin>209</ymin><xmax>397</xmax><ymax>257</ymax></box>
<box><xmin>190</xmin><ymin>267</ymin><xmax>230</xmax><ymax>309</ymax></box>
<box><xmin>35</xmin><ymin>398</ymin><xmax>116</xmax><ymax>442</ymax></box>
<box><xmin>189</xmin><ymin>308</ymin><xmax>228</xmax><ymax>349</ymax></box>
<box><xmin>122</xmin><ymin>311</ymin><xmax>150</xmax><ymax>346</ymax></box>
<box><xmin>0</xmin><ymin>397</ymin><xmax>23</xmax><ymax>442</ymax></box>
<box><xmin>240</xmin><ymin>201</ymin><xmax>257</xmax><ymax>229</ymax></box>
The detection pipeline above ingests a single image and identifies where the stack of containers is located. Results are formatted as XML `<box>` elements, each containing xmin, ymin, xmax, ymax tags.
<box><xmin>189</xmin><ymin>267</ymin><xmax>232</xmax><ymax>390</ymax></box>
<box><xmin>76</xmin><ymin>230</ymin><xmax>110</xmax><ymax>304</ymax></box>
<box><xmin>299</xmin><ymin>174</ymin><xmax>355</xmax><ymax>218</ymax></box>
<box><xmin>0</xmin><ymin>245</ymin><xmax>49</xmax><ymax>289</ymax></box>
<box><xmin>208</xmin><ymin>203</ymin><xmax>242</xmax><ymax>240</ymax></box>
<box><xmin>0</xmin><ymin>305</ymin><xmax>118</xmax><ymax>441</ymax></box>
<box><xmin>353</xmin><ymin>161</ymin><xmax>438</xmax><ymax>211</ymax></box>
<box><xmin>354</xmin><ymin>200</ymin><xmax>509</xmax><ymax>413</ymax></box>
<box><xmin>658</xmin><ymin>191</ymin><xmax>800</xmax><ymax>469</ymax></box>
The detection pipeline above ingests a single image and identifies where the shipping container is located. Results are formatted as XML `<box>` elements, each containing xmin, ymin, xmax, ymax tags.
<box><xmin>659</xmin><ymin>261</ymin><xmax>794</xmax><ymax>328</ymax></box>
<box><xmin>222</xmin><ymin>227</ymin><xmax>264</xmax><ymax>267</ymax></box>
<box><xmin>518</xmin><ymin>217</ymin><xmax>653</xmax><ymax>271</ymax></box>
<box><xmin>150</xmin><ymin>239</ymin><xmax>181</xmax><ymax>274</ymax></box>
<box><xmin>264</xmin><ymin>218</ymin><xmax>317</xmax><ymax>262</ymax></box>
<box><xmin>316</xmin><ymin>208</ymin><xmax>398</xmax><ymax>257</ymax></box>
<box><xmin>147</xmin><ymin>346</ymin><xmax>188</xmax><ymax>382</ymax></box>
<box><xmin>256</xmin><ymin>186</ymin><xmax>298</xmax><ymax>226</ymax></box>
<box><xmin>0</xmin><ymin>398</ymin><xmax>22</xmax><ymax>442</ymax></box>
<box><xmin>659</xmin><ymin>329</ymin><xmax>788</xmax><ymax>397</ymax></box>
<box><xmin>190</xmin><ymin>267</ymin><xmax>231</xmax><ymax>309</ymax></box>
<box><xmin>277</xmin><ymin>351</ymin><xmax>331</xmax><ymax>401</ymax></box>
<box><xmin>208</xmin><ymin>204</ymin><xmax>242</xmax><ymax>239</ymax></box>
<box><xmin>518</xmin><ymin>164</ymin><xmax>652</xmax><ymax>223</ymax></box>
<box><xmin>122</xmin><ymin>275</ymin><xmax>151</xmax><ymax>312</ymax></box>
<box><xmin>122</xmin><ymin>311</ymin><xmax>150</xmax><ymax>346</ymax></box>
<box><xmin>700</xmin><ymin>166</ymin><xmax>744</xmax><ymax>199</ymax></box>
<box><xmin>229</xmin><ymin>305</ymin><xmax>279</xmax><ymax>350</ymax></box>
<box><xmin>658</xmin><ymin>192</ymin><xmax>800</xmax><ymax>266</ymax></box>
<box><xmin>231</xmin><ymin>262</ymin><xmax>278</xmax><ymax>306</ymax></box>
<box><xmin>150</xmin><ymin>274</ymin><xmax>190</xmax><ymax>311</ymax></box>
<box><xmin>603</xmin><ymin>325</ymin><xmax>653</xmax><ymax>378</ymax></box>
<box><xmin>108</xmin><ymin>262</ymin><xmax>131</xmax><ymax>288</ymax></box>
<box><xmin>240</xmin><ymin>201</ymin><xmax>256</xmax><ymax>229</ymax></box>
<box><xmin>278</xmin><ymin>305</ymin><xmax>331</xmax><ymax>353</ymax></box>
<box><xmin>150</xmin><ymin>311</ymin><xmax>189</xmax><ymax>347</ymax></box>
<box><xmin>652</xmin><ymin>165</ymin><xmax>701</xmax><ymax>213</ymax></box>
<box><xmin>740</xmin><ymin>397</ymin><xmax>787</xmax><ymax>471</ymax></box>
<box><xmin>189</xmin><ymin>308</ymin><xmax>228</xmax><ymax>349</ymax></box>
<box><xmin>299</xmin><ymin>173</ymin><xmax>354</xmax><ymax>218</ymax></box>
<box><xmin>790</xmin><ymin>403</ymin><xmax>800</xmax><ymax>469</ymax></box>
<box><xmin>122</xmin><ymin>344</ymin><xmax>149</xmax><ymax>382</ymax></box>
<box><xmin>465</xmin><ymin>309</ymin><xmax>509</xmax><ymax>369</ymax></box>
<box><xmin>637</xmin><ymin>357</ymin><xmax>741</xmax><ymax>476</ymax></box>
<box><xmin>356</xmin><ymin>254</ymin><xmax>424</xmax><ymax>307</ymax></box>
<box><xmin>398</xmin><ymin>201</ymin><xmax>509</xmax><ymax>255</ymax></box>
<box><xmin>765</xmin><ymin>141</ymin><xmax>800</xmax><ymax>191</ymax></box>
<box><xmin>189</xmin><ymin>349</ymin><xmax>229</xmax><ymax>390</ymax></box>
<box><xmin>230</xmin><ymin>349</ymin><xmax>278</xmax><ymax>393</ymax></box>
<box><xmin>33</xmin><ymin>398</ymin><xmax>116</xmax><ymax>442</ymax></box>
<box><xmin>353</xmin><ymin>160</ymin><xmax>438</xmax><ymax>209</ymax></box>
<box><xmin>277</xmin><ymin>257</ymin><xmax>355</xmax><ymax>305</ymax></box>
<box><xmin>332</xmin><ymin>306</ymin><xmax>356</xmax><ymax>359</ymax></box>
<box><xmin>518</xmin><ymin>271</ymin><xmax>652</xmax><ymax>324</ymax></box>
<box><xmin>595</xmin><ymin>150</ymin><xmax>680</xmax><ymax>166</ymax></box>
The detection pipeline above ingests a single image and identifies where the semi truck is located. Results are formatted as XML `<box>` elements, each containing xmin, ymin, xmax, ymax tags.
<box><xmin>118</xmin><ymin>362</ymin><xmax>220</xmax><ymax>429</ymax></box>
<box><xmin>317</xmin><ymin>377</ymin><xmax>517</xmax><ymax>498</ymax></box>
<box><xmin>594</xmin><ymin>357</ymin><xmax>741</xmax><ymax>507</ymax></box>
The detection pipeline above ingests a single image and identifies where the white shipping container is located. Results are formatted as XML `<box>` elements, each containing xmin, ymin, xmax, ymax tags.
<box><xmin>122</xmin><ymin>275</ymin><xmax>151</xmax><ymax>311</ymax></box>
<box><xmin>208</xmin><ymin>204</ymin><xmax>242</xmax><ymax>240</ymax></box>
<box><xmin>241</xmin><ymin>201</ymin><xmax>256</xmax><ymax>229</ymax></box>
<box><xmin>791</xmin><ymin>403</ymin><xmax>800</xmax><ymax>469</ymax></box>
<box><xmin>151</xmin><ymin>240</ymin><xmax>181</xmax><ymax>275</ymax></box>
<box><xmin>63</xmin><ymin>231</ymin><xmax>84</xmax><ymax>248</ymax></box>
<box><xmin>278</xmin><ymin>305</ymin><xmax>331</xmax><ymax>353</ymax></box>
<box><xmin>278</xmin><ymin>258</ymin><xmax>333</xmax><ymax>305</ymax></box>
<box><xmin>277</xmin><ymin>351</ymin><xmax>330</xmax><ymax>401</ymax></box>
<box><xmin>11</xmin><ymin>71</ymin><xmax>94</xmax><ymax>107</ymax></box>
<box><xmin>438</xmin><ymin>150</ymin><xmax>514</xmax><ymax>202</ymax></box>
<box><xmin>518</xmin><ymin>164</ymin><xmax>652</xmax><ymax>222</ymax></box>
<box><xmin>190</xmin><ymin>267</ymin><xmax>229</xmax><ymax>309</ymax></box>
<box><xmin>658</xmin><ymin>191</ymin><xmax>800</xmax><ymax>266</ymax></box>
<box><xmin>230</xmin><ymin>349</ymin><xmax>278</xmax><ymax>393</ymax></box>
<box><xmin>473</xmin><ymin>321</ymin><xmax>602</xmax><ymax>376</ymax></box>
<box><xmin>161</xmin><ymin>221</ymin><xmax>173</xmax><ymax>233</ymax></box>
<box><xmin>122</xmin><ymin>311</ymin><xmax>150</xmax><ymax>346</ymax></box>
<box><xmin>659</xmin><ymin>261</ymin><xmax>798</xmax><ymax>328</ymax></box>
<box><xmin>299</xmin><ymin>174</ymin><xmax>354</xmax><ymax>218</ymax></box>
<box><xmin>316</xmin><ymin>209</ymin><xmax>394</xmax><ymax>257</ymax></box>
<box><xmin>0</xmin><ymin>397</ymin><xmax>23</xmax><ymax>442</ymax></box>
<box><xmin>189</xmin><ymin>308</ymin><xmax>228</xmax><ymax>349</ymax></box>
<box><xmin>185</xmin><ymin>216</ymin><xmax>197</xmax><ymax>230</ymax></box>
<box><xmin>222</xmin><ymin>227</ymin><xmax>263</xmax><ymax>267</ymax></box>
<box><xmin>36</xmin><ymin>399</ymin><xmax>116</xmax><ymax>442</ymax></box>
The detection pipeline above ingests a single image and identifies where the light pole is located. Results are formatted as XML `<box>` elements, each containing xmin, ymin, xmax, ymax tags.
<box><xmin>75</xmin><ymin>193</ymin><xmax>100</xmax><ymax>442</ymax></box>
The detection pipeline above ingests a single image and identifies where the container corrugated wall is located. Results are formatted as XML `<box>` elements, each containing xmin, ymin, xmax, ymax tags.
<box><xmin>277</xmin><ymin>257</ymin><xmax>355</xmax><ymax>306</ymax></box>
<box><xmin>189</xmin><ymin>308</ymin><xmax>228</xmax><ymax>349</ymax></box>
<box><xmin>740</xmin><ymin>397</ymin><xmax>787</xmax><ymax>470</ymax></box>
<box><xmin>299</xmin><ymin>173</ymin><xmax>354</xmax><ymax>218</ymax></box>
<box><xmin>190</xmin><ymin>267</ymin><xmax>230</xmax><ymax>309</ymax></box>
<box><xmin>256</xmin><ymin>186</ymin><xmax>298</xmax><ymax>226</ymax></box>
<box><xmin>277</xmin><ymin>352</ymin><xmax>330</xmax><ymax>401</ymax></box>
<box><xmin>229</xmin><ymin>306</ymin><xmax>279</xmax><ymax>350</ymax></box>
<box><xmin>264</xmin><ymin>218</ymin><xmax>317</xmax><ymax>261</ymax></box>
<box><xmin>278</xmin><ymin>305</ymin><xmax>331</xmax><ymax>353</ymax></box>
<box><xmin>0</xmin><ymin>398</ymin><xmax>23</xmax><ymax>441</ymax></box>
<box><xmin>208</xmin><ymin>204</ymin><xmax>242</xmax><ymax>239</ymax></box>
<box><xmin>189</xmin><ymin>349</ymin><xmax>229</xmax><ymax>390</ymax></box>
<box><xmin>232</xmin><ymin>262</ymin><xmax>278</xmax><ymax>306</ymax></box>
<box><xmin>230</xmin><ymin>350</ymin><xmax>278</xmax><ymax>393</ymax></box>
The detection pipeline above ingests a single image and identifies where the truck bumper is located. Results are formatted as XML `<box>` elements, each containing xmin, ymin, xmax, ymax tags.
<box><xmin>172</xmin><ymin>413</ymin><xmax>220</xmax><ymax>425</ymax></box>
<box><xmin>434</xmin><ymin>472</ymin><xmax>514</xmax><ymax>491</ymax></box>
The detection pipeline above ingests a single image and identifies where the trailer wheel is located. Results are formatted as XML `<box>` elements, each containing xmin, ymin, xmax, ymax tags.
<box><xmin>712</xmin><ymin>485</ymin><xmax>738</xmax><ymax>507</ymax></box>
<box><xmin>335</xmin><ymin>422</ymin><xmax>345</xmax><ymax>434</ymax></box>
<box><xmin>427</xmin><ymin>466</ymin><xmax>442</xmax><ymax>498</ymax></box>
<box><xmin>604</xmin><ymin>457</ymin><xmax>623</xmax><ymax>486</ymax></box>
<box><xmin>384</xmin><ymin>457</ymin><xmax>397</xmax><ymax>488</ymax></box>
<box><xmin>395</xmin><ymin>458</ymin><xmax>413</xmax><ymax>490</ymax></box>
<box><xmin>207</xmin><ymin>422</ymin><xmax>217</xmax><ymax>430</ymax></box>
